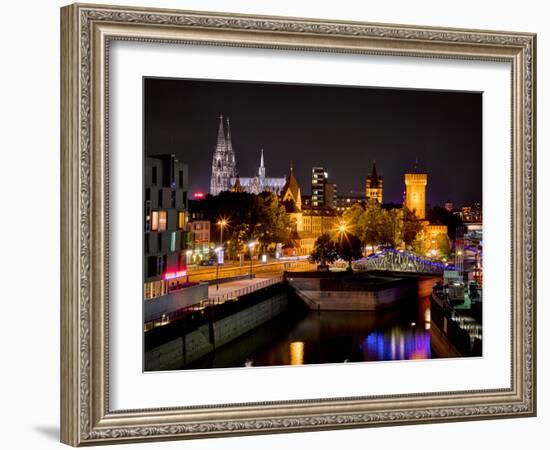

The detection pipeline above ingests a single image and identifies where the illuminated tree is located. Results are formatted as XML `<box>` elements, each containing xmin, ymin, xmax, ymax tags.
<box><xmin>309</xmin><ymin>234</ymin><xmax>339</xmax><ymax>270</ymax></box>
<box><xmin>402</xmin><ymin>206</ymin><xmax>423</xmax><ymax>246</ymax></box>
<box><xmin>337</xmin><ymin>233</ymin><xmax>363</xmax><ymax>271</ymax></box>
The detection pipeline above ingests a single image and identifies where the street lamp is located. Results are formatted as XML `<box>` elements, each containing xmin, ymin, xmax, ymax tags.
<box><xmin>248</xmin><ymin>241</ymin><xmax>256</xmax><ymax>280</ymax></box>
<box><xmin>217</xmin><ymin>218</ymin><xmax>228</xmax><ymax>245</ymax></box>
<box><xmin>214</xmin><ymin>246</ymin><xmax>222</xmax><ymax>290</ymax></box>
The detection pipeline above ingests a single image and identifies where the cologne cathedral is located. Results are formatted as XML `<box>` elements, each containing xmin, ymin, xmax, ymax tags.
<box><xmin>209</xmin><ymin>115</ymin><xmax>285</xmax><ymax>196</ymax></box>
<box><xmin>209</xmin><ymin>115</ymin><xmax>238</xmax><ymax>195</ymax></box>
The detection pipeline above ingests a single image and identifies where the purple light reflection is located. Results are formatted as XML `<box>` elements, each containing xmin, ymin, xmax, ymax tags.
<box><xmin>365</xmin><ymin>327</ymin><xmax>431</xmax><ymax>361</ymax></box>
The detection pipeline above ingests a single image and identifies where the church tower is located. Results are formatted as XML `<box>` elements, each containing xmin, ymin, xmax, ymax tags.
<box><xmin>365</xmin><ymin>161</ymin><xmax>383</xmax><ymax>203</ymax></box>
<box><xmin>258</xmin><ymin>148</ymin><xmax>266</xmax><ymax>179</ymax></box>
<box><xmin>404</xmin><ymin>160</ymin><xmax>427</xmax><ymax>219</ymax></box>
<box><xmin>209</xmin><ymin>115</ymin><xmax>237</xmax><ymax>195</ymax></box>
<box><xmin>280</xmin><ymin>164</ymin><xmax>303</xmax><ymax>232</ymax></box>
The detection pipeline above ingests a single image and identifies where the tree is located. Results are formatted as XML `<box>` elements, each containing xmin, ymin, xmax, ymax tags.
<box><xmin>380</xmin><ymin>208</ymin><xmax>404</xmax><ymax>248</ymax></box>
<box><xmin>360</xmin><ymin>202</ymin><xmax>404</xmax><ymax>249</ymax></box>
<box><xmin>253</xmin><ymin>192</ymin><xmax>290</xmax><ymax>253</ymax></box>
<box><xmin>226</xmin><ymin>223</ymin><xmax>249</xmax><ymax>260</ymax></box>
<box><xmin>402</xmin><ymin>206</ymin><xmax>423</xmax><ymax>247</ymax></box>
<box><xmin>342</xmin><ymin>203</ymin><xmax>366</xmax><ymax>232</ymax></box>
<box><xmin>309</xmin><ymin>234</ymin><xmax>339</xmax><ymax>270</ymax></box>
<box><xmin>411</xmin><ymin>230</ymin><xmax>429</xmax><ymax>256</ymax></box>
<box><xmin>434</xmin><ymin>232</ymin><xmax>451</xmax><ymax>259</ymax></box>
<box><xmin>337</xmin><ymin>233</ymin><xmax>363</xmax><ymax>271</ymax></box>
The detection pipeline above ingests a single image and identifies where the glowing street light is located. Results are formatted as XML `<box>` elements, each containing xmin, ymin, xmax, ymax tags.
<box><xmin>338</xmin><ymin>222</ymin><xmax>348</xmax><ymax>234</ymax></box>
<box><xmin>217</xmin><ymin>217</ymin><xmax>229</xmax><ymax>248</ymax></box>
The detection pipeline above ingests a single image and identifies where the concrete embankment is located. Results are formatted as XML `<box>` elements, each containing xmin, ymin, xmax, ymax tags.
<box><xmin>287</xmin><ymin>271</ymin><xmax>440</xmax><ymax>311</ymax></box>
<box><xmin>144</xmin><ymin>284</ymin><xmax>288</xmax><ymax>371</ymax></box>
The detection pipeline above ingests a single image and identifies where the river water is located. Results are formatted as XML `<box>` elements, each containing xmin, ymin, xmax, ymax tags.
<box><xmin>184</xmin><ymin>296</ymin><xmax>451</xmax><ymax>370</ymax></box>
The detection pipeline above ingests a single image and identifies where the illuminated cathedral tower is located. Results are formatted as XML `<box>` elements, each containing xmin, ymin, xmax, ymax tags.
<box><xmin>210</xmin><ymin>115</ymin><xmax>237</xmax><ymax>195</ymax></box>
<box><xmin>365</xmin><ymin>161</ymin><xmax>383</xmax><ymax>203</ymax></box>
<box><xmin>404</xmin><ymin>160</ymin><xmax>427</xmax><ymax>219</ymax></box>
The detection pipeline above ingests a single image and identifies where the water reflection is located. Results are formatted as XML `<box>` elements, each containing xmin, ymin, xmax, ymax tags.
<box><xmin>364</xmin><ymin>327</ymin><xmax>431</xmax><ymax>361</ymax></box>
<box><xmin>184</xmin><ymin>295</ymin><xmax>447</xmax><ymax>370</ymax></box>
<box><xmin>290</xmin><ymin>341</ymin><xmax>304</xmax><ymax>365</ymax></box>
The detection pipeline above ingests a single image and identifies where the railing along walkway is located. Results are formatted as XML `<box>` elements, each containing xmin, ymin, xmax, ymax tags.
<box><xmin>208</xmin><ymin>275</ymin><xmax>284</xmax><ymax>305</ymax></box>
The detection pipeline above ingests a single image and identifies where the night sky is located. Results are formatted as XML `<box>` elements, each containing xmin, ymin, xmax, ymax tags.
<box><xmin>144</xmin><ymin>78</ymin><xmax>482</xmax><ymax>207</ymax></box>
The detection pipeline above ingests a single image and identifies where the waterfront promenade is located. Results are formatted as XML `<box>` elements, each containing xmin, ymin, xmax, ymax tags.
<box><xmin>208</xmin><ymin>275</ymin><xmax>284</xmax><ymax>304</ymax></box>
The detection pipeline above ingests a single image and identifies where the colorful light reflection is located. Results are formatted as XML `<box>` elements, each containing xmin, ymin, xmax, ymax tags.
<box><xmin>364</xmin><ymin>327</ymin><xmax>431</xmax><ymax>361</ymax></box>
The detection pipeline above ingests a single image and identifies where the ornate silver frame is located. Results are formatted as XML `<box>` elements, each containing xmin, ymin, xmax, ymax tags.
<box><xmin>60</xmin><ymin>3</ymin><xmax>536</xmax><ymax>446</ymax></box>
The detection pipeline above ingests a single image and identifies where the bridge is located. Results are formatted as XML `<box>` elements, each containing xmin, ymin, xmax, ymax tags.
<box><xmin>354</xmin><ymin>249</ymin><xmax>455</xmax><ymax>274</ymax></box>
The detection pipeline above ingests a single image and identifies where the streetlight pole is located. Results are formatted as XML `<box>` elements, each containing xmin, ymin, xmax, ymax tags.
<box><xmin>248</xmin><ymin>241</ymin><xmax>255</xmax><ymax>280</ymax></box>
<box><xmin>217</xmin><ymin>218</ymin><xmax>227</xmax><ymax>256</ymax></box>
<box><xmin>214</xmin><ymin>246</ymin><xmax>222</xmax><ymax>290</ymax></box>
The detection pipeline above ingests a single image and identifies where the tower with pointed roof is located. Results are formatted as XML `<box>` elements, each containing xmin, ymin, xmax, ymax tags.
<box><xmin>259</xmin><ymin>148</ymin><xmax>266</xmax><ymax>179</ymax></box>
<box><xmin>280</xmin><ymin>164</ymin><xmax>303</xmax><ymax>232</ymax></box>
<box><xmin>404</xmin><ymin>158</ymin><xmax>427</xmax><ymax>219</ymax></box>
<box><xmin>365</xmin><ymin>161</ymin><xmax>383</xmax><ymax>203</ymax></box>
<box><xmin>210</xmin><ymin>115</ymin><xmax>237</xmax><ymax>195</ymax></box>
<box><xmin>231</xmin><ymin>174</ymin><xmax>244</xmax><ymax>193</ymax></box>
<box><xmin>232</xmin><ymin>148</ymin><xmax>285</xmax><ymax>195</ymax></box>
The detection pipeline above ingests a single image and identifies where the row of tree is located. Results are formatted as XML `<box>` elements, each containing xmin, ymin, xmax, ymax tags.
<box><xmin>308</xmin><ymin>233</ymin><xmax>363</xmax><ymax>271</ymax></box>
<box><xmin>341</xmin><ymin>202</ymin><xmax>458</xmax><ymax>258</ymax></box>
<box><xmin>193</xmin><ymin>192</ymin><xmax>462</xmax><ymax>261</ymax></box>
<box><xmin>194</xmin><ymin>191</ymin><xmax>290</xmax><ymax>259</ymax></box>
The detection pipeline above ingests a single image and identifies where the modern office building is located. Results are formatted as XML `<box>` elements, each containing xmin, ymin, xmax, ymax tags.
<box><xmin>324</xmin><ymin>182</ymin><xmax>338</xmax><ymax>209</ymax></box>
<box><xmin>311</xmin><ymin>166</ymin><xmax>337</xmax><ymax>208</ymax></box>
<box><xmin>143</xmin><ymin>154</ymin><xmax>191</xmax><ymax>300</ymax></box>
<box><xmin>281</xmin><ymin>165</ymin><xmax>338</xmax><ymax>255</ymax></box>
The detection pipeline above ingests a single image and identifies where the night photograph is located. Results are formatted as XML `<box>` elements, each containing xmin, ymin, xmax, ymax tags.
<box><xmin>142</xmin><ymin>78</ymin><xmax>483</xmax><ymax>371</ymax></box>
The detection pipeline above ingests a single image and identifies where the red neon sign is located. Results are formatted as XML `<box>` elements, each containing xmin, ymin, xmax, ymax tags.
<box><xmin>193</xmin><ymin>192</ymin><xmax>205</xmax><ymax>199</ymax></box>
<box><xmin>163</xmin><ymin>270</ymin><xmax>187</xmax><ymax>280</ymax></box>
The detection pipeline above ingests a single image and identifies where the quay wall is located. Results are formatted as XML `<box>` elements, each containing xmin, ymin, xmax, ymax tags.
<box><xmin>144</xmin><ymin>283</ymin><xmax>208</xmax><ymax>323</ymax></box>
<box><xmin>145</xmin><ymin>291</ymin><xmax>287</xmax><ymax>371</ymax></box>
<box><xmin>291</xmin><ymin>285</ymin><xmax>415</xmax><ymax>311</ymax></box>
<box><xmin>287</xmin><ymin>272</ymin><xmax>440</xmax><ymax>311</ymax></box>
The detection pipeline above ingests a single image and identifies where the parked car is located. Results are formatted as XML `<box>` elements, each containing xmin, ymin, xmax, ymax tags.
<box><xmin>198</xmin><ymin>259</ymin><xmax>216</xmax><ymax>266</ymax></box>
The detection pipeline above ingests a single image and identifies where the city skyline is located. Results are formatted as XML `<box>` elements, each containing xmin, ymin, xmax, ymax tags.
<box><xmin>144</xmin><ymin>78</ymin><xmax>482</xmax><ymax>207</ymax></box>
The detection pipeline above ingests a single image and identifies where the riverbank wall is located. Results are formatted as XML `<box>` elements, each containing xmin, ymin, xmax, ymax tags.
<box><xmin>144</xmin><ymin>284</ymin><xmax>288</xmax><ymax>371</ymax></box>
<box><xmin>287</xmin><ymin>271</ymin><xmax>441</xmax><ymax>311</ymax></box>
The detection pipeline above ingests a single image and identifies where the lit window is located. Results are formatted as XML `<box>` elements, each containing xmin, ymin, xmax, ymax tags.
<box><xmin>159</xmin><ymin>211</ymin><xmax>167</xmax><ymax>231</ymax></box>
<box><xmin>178</xmin><ymin>211</ymin><xmax>185</xmax><ymax>229</ymax></box>
<box><xmin>151</xmin><ymin>211</ymin><xmax>159</xmax><ymax>231</ymax></box>
<box><xmin>170</xmin><ymin>232</ymin><xmax>176</xmax><ymax>252</ymax></box>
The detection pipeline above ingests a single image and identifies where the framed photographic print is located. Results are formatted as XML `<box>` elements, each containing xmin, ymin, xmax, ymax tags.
<box><xmin>60</xmin><ymin>3</ymin><xmax>536</xmax><ymax>446</ymax></box>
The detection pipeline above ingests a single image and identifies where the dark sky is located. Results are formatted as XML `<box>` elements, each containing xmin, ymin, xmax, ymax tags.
<box><xmin>144</xmin><ymin>78</ymin><xmax>482</xmax><ymax>207</ymax></box>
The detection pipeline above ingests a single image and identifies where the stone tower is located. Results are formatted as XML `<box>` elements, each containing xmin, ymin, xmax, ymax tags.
<box><xmin>280</xmin><ymin>164</ymin><xmax>303</xmax><ymax>232</ymax></box>
<box><xmin>209</xmin><ymin>115</ymin><xmax>237</xmax><ymax>195</ymax></box>
<box><xmin>404</xmin><ymin>160</ymin><xmax>427</xmax><ymax>219</ymax></box>
<box><xmin>365</xmin><ymin>161</ymin><xmax>383</xmax><ymax>203</ymax></box>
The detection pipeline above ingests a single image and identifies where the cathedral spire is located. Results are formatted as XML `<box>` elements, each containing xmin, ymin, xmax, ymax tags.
<box><xmin>259</xmin><ymin>148</ymin><xmax>265</xmax><ymax>179</ymax></box>
<box><xmin>225</xmin><ymin>116</ymin><xmax>236</xmax><ymax>175</ymax></box>
<box><xmin>210</xmin><ymin>114</ymin><xmax>238</xmax><ymax>195</ymax></box>
<box><xmin>370</xmin><ymin>160</ymin><xmax>379</xmax><ymax>186</ymax></box>
<box><xmin>216</xmin><ymin>114</ymin><xmax>225</xmax><ymax>146</ymax></box>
